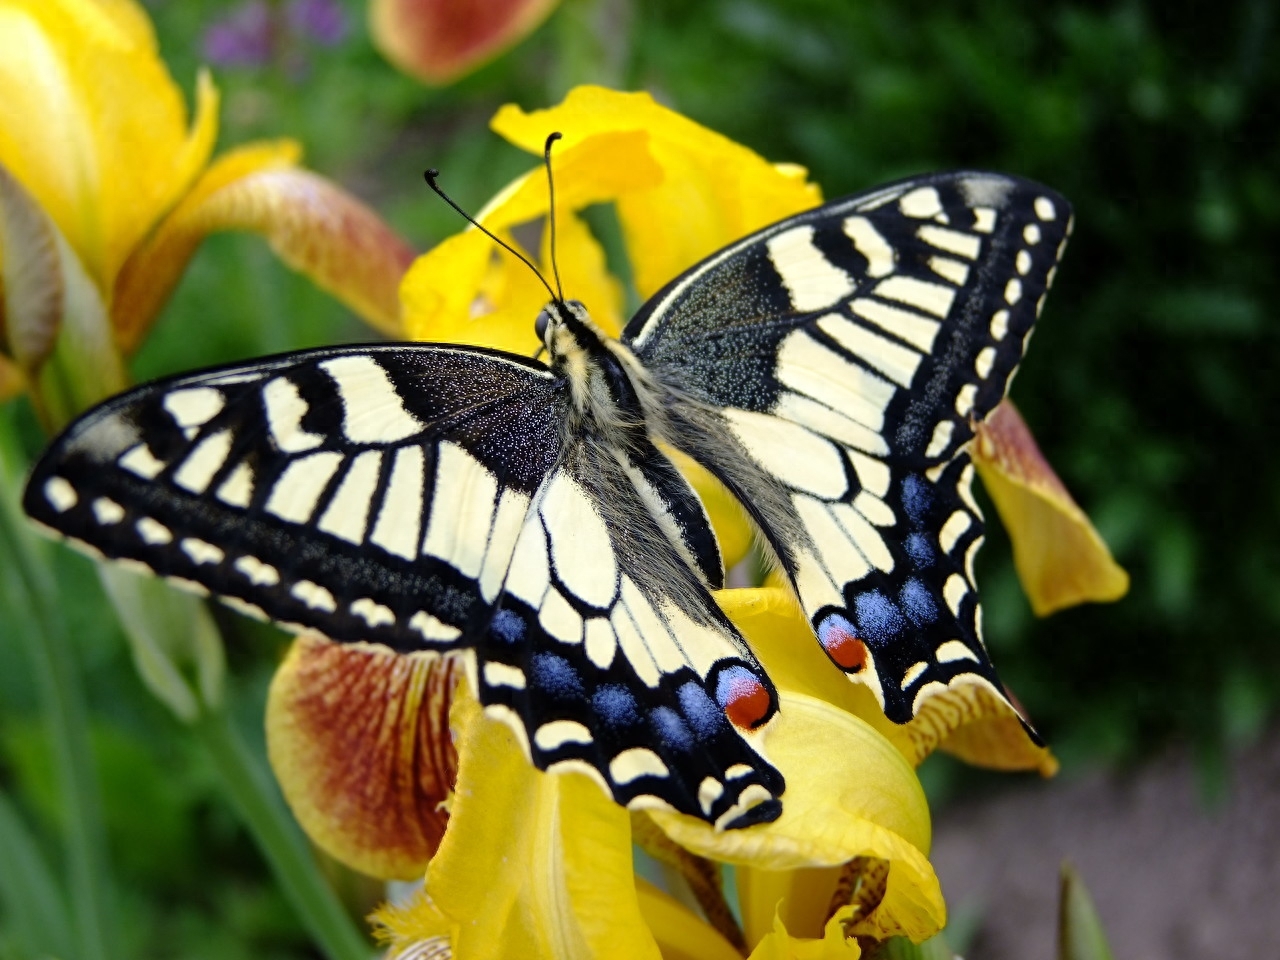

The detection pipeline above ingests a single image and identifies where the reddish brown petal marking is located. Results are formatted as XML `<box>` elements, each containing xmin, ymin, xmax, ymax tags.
<box><xmin>975</xmin><ymin>399</ymin><xmax>1072</xmax><ymax>501</ymax></box>
<box><xmin>266</xmin><ymin>634</ymin><xmax>462</xmax><ymax>880</ymax></box>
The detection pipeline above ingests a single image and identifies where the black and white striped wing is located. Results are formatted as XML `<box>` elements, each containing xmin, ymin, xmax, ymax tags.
<box><xmin>626</xmin><ymin>171</ymin><xmax>1071</xmax><ymax>726</ymax></box>
<box><xmin>24</xmin><ymin>344</ymin><xmax>782</xmax><ymax>827</ymax></box>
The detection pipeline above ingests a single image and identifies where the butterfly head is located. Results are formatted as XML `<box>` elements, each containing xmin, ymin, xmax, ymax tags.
<box><xmin>535</xmin><ymin>298</ymin><xmax>604</xmax><ymax>360</ymax></box>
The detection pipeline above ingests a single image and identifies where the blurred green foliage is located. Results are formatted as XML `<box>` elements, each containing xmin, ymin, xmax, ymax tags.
<box><xmin>2</xmin><ymin>0</ymin><xmax>1277</xmax><ymax>956</ymax></box>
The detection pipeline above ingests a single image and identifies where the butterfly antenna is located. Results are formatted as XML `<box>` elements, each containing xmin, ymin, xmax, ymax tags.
<box><xmin>424</xmin><ymin>168</ymin><xmax>560</xmax><ymax>304</ymax></box>
<box><xmin>544</xmin><ymin>132</ymin><xmax>565</xmax><ymax>302</ymax></box>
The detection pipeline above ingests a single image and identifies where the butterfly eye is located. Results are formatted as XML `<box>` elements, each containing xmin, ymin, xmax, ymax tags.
<box><xmin>534</xmin><ymin>308</ymin><xmax>552</xmax><ymax>342</ymax></box>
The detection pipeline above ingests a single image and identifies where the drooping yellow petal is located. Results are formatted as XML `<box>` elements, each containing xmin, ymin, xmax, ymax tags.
<box><xmin>648</xmin><ymin>692</ymin><xmax>944</xmax><ymax>945</ymax></box>
<box><xmin>973</xmin><ymin>400</ymin><xmax>1129</xmax><ymax>616</ymax></box>
<box><xmin>0</xmin><ymin>0</ymin><xmax>218</xmax><ymax>290</ymax></box>
<box><xmin>113</xmin><ymin>141</ymin><xmax>415</xmax><ymax>350</ymax></box>
<box><xmin>718</xmin><ymin>587</ymin><xmax>1057</xmax><ymax>775</ymax></box>
<box><xmin>265</xmin><ymin>634</ymin><xmax>461</xmax><ymax>881</ymax></box>
<box><xmin>381</xmin><ymin>684</ymin><xmax>661</xmax><ymax>960</ymax></box>
<box><xmin>370</xmin><ymin>0</ymin><xmax>560</xmax><ymax>85</ymax></box>
<box><xmin>492</xmin><ymin>86</ymin><xmax>823</xmax><ymax>299</ymax></box>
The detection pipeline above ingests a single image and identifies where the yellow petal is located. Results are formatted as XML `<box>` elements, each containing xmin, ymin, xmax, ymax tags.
<box><xmin>382</xmin><ymin>684</ymin><xmax>661</xmax><ymax>960</ymax></box>
<box><xmin>648</xmin><ymin>692</ymin><xmax>944</xmax><ymax>945</ymax></box>
<box><xmin>715</xmin><ymin>588</ymin><xmax>917</xmax><ymax>760</ymax></box>
<box><xmin>635</xmin><ymin>879</ymin><xmax>743</xmax><ymax>960</ymax></box>
<box><xmin>541</xmin><ymin>209</ymin><xmax>625</xmax><ymax>337</ymax></box>
<box><xmin>114</xmin><ymin>142</ymin><xmax>415</xmax><ymax>350</ymax></box>
<box><xmin>265</xmin><ymin>634</ymin><xmax>461</xmax><ymax>880</ymax></box>
<box><xmin>973</xmin><ymin>400</ymin><xmax>1129</xmax><ymax>616</ymax></box>
<box><xmin>370</xmin><ymin>0</ymin><xmax>560</xmax><ymax>85</ymax></box>
<box><xmin>493</xmin><ymin>86</ymin><xmax>823</xmax><ymax>298</ymax></box>
<box><xmin>748</xmin><ymin>914</ymin><xmax>861</xmax><ymax>960</ymax></box>
<box><xmin>0</xmin><ymin>0</ymin><xmax>218</xmax><ymax>289</ymax></box>
<box><xmin>402</xmin><ymin>201</ymin><xmax>622</xmax><ymax>354</ymax></box>
<box><xmin>477</xmin><ymin>128</ymin><xmax>664</xmax><ymax>232</ymax></box>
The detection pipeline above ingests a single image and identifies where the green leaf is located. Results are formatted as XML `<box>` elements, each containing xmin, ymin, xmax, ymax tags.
<box><xmin>1059</xmin><ymin>862</ymin><xmax>1116</xmax><ymax>960</ymax></box>
<box><xmin>97</xmin><ymin>565</ymin><xmax>225</xmax><ymax>722</ymax></box>
<box><xmin>867</xmin><ymin>933</ymin><xmax>956</xmax><ymax>960</ymax></box>
<box><xmin>0</xmin><ymin>790</ymin><xmax>74</xmax><ymax>960</ymax></box>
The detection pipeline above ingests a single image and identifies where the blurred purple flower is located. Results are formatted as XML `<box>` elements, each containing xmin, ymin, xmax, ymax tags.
<box><xmin>202</xmin><ymin>0</ymin><xmax>274</xmax><ymax>68</ymax></box>
<box><xmin>288</xmin><ymin>0</ymin><xmax>349</xmax><ymax>46</ymax></box>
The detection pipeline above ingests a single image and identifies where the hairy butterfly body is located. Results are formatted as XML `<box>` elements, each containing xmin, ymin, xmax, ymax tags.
<box><xmin>25</xmin><ymin>170</ymin><xmax>1071</xmax><ymax>828</ymax></box>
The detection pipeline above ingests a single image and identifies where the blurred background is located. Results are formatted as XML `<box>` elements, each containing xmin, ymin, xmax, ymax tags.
<box><xmin>1</xmin><ymin>0</ymin><xmax>1277</xmax><ymax>957</ymax></box>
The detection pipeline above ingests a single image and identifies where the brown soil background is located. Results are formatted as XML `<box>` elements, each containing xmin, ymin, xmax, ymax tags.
<box><xmin>931</xmin><ymin>735</ymin><xmax>1280</xmax><ymax>959</ymax></box>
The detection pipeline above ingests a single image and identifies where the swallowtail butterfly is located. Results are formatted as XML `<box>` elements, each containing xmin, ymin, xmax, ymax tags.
<box><xmin>25</xmin><ymin>170</ymin><xmax>1069</xmax><ymax>830</ymax></box>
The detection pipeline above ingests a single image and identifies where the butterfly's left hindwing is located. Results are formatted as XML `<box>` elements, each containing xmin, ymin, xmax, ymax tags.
<box><xmin>627</xmin><ymin>172</ymin><xmax>1071</xmax><ymax>727</ymax></box>
<box><xmin>25</xmin><ymin>343</ymin><xmax>783</xmax><ymax>827</ymax></box>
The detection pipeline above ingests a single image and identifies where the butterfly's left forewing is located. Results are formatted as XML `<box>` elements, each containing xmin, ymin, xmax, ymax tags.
<box><xmin>25</xmin><ymin>343</ymin><xmax>783</xmax><ymax>827</ymax></box>
<box><xmin>627</xmin><ymin>172</ymin><xmax>1071</xmax><ymax>729</ymax></box>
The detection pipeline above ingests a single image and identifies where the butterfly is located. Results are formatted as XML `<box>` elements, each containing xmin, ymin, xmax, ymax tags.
<box><xmin>24</xmin><ymin>170</ymin><xmax>1069</xmax><ymax>830</ymax></box>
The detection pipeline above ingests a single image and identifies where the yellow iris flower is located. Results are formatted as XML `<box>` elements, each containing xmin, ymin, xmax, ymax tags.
<box><xmin>267</xmin><ymin>86</ymin><xmax>1128</xmax><ymax>958</ymax></box>
<box><xmin>0</xmin><ymin>0</ymin><xmax>413</xmax><ymax>424</ymax></box>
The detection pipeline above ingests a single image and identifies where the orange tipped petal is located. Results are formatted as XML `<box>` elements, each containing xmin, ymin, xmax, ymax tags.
<box><xmin>370</xmin><ymin>0</ymin><xmax>559</xmax><ymax>85</ymax></box>
<box><xmin>265</xmin><ymin>633</ymin><xmax>462</xmax><ymax>880</ymax></box>
<box><xmin>114</xmin><ymin>142</ymin><xmax>414</xmax><ymax>351</ymax></box>
<box><xmin>974</xmin><ymin>400</ymin><xmax>1129</xmax><ymax>616</ymax></box>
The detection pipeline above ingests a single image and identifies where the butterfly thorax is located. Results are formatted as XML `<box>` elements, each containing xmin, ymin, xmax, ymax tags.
<box><xmin>539</xmin><ymin>300</ymin><xmax>658</xmax><ymax>447</ymax></box>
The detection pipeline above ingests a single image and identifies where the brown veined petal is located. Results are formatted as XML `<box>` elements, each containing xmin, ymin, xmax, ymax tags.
<box><xmin>265</xmin><ymin>633</ymin><xmax>462</xmax><ymax>880</ymax></box>
<box><xmin>113</xmin><ymin>142</ymin><xmax>415</xmax><ymax>351</ymax></box>
<box><xmin>370</xmin><ymin>0</ymin><xmax>560</xmax><ymax>85</ymax></box>
<box><xmin>973</xmin><ymin>399</ymin><xmax>1130</xmax><ymax>616</ymax></box>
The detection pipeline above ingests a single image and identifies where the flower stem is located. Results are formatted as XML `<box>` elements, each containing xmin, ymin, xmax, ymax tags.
<box><xmin>0</xmin><ymin>409</ymin><xmax>116</xmax><ymax>960</ymax></box>
<box><xmin>191</xmin><ymin>704</ymin><xmax>371</xmax><ymax>960</ymax></box>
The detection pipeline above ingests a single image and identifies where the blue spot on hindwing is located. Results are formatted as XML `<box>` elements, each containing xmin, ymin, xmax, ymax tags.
<box><xmin>678</xmin><ymin>680</ymin><xmax>726</xmax><ymax>738</ymax></box>
<box><xmin>490</xmin><ymin>609</ymin><xmax>525</xmax><ymax>644</ymax></box>
<box><xmin>530</xmin><ymin>653</ymin><xmax>583</xmax><ymax>699</ymax></box>
<box><xmin>905</xmin><ymin>532</ymin><xmax>935</xmax><ymax>567</ymax></box>
<box><xmin>593</xmin><ymin>684</ymin><xmax>640</xmax><ymax>727</ymax></box>
<box><xmin>901</xmin><ymin>474</ymin><xmax>932</xmax><ymax>526</ymax></box>
<box><xmin>650</xmin><ymin>707</ymin><xmax>695</xmax><ymax>751</ymax></box>
<box><xmin>899</xmin><ymin>577</ymin><xmax>939</xmax><ymax>626</ymax></box>
<box><xmin>854</xmin><ymin>589</ymin><xmax>906</xmax><ymax>647</ymax></box>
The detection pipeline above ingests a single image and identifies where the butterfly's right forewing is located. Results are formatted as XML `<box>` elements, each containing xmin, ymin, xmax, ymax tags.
<box><xmin>628</xmin><ymin>172</ymin><xmax>1071</xmax><ymax>727</ymax></box>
